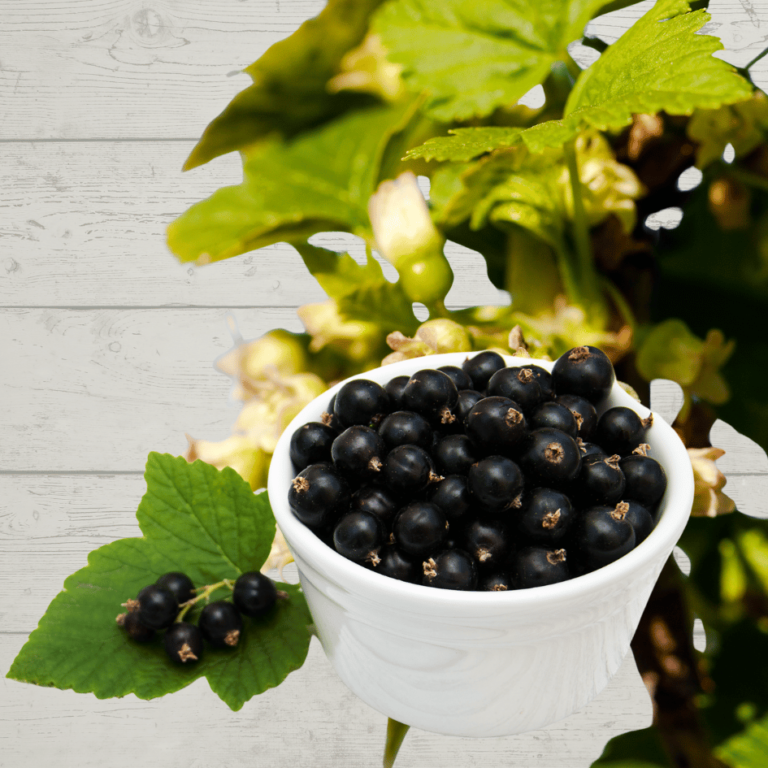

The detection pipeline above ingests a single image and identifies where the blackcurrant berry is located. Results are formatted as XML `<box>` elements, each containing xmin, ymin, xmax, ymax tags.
<box><xmin>289</xmin><ymin>421</ymin><xmax>337</xmax><ymax>471</ymax></box>
<box><xmin>402</xmin><ymin>369</ymin><xmax>459</xmax><ymax>426</ymax></box>
<box><xmin>422</xmin><ymin>550</ymin><xmax>478</xmax><ymax>590</ymax></box>
<box><xmin>433</xmin><ymin>434</ymin><xmax>477</xmax><ymax>475</ymax></box>
<box><xmin>233</xmin><ymin>572</ymin><xmax>278</xmax><ymax>618</ymax></box>
<box><xmin>487</xmin><ymin>367</ymin><xmax>543</xmax><ymax>413</ymax></box>
<box><xmin>155</xmin><ymin>572</ymin><xmax>195</xmax><ymax>606</ymax></box>
<box><xmin>455</xmin><ymin>389</ymin><xmax>484</xmax><ymax>425</ymax></box>
<box><xmin>479</xmin><ymin>572</ymin><xmax>512</xmax><ymax>591</ymax></box>
<box><xmin>118</xmin><ymin>610</ymin><xmax>154</xmax><ymax>642</ymax></box>
<box><xmin>464</xmin><ymin>396</ymin><xmax>527</xmax><ymax>455</ymax></box>
<box><xmin>378</xmin><ymin>410</ymin><xmax>432</xmax><ymax>451</ymax></box>
<box><xmin>199</xmin><ymin>601</ymin><xmax>243</xmax><ymax>648</ymax></box>
<box><xmin>552</xmin><ymin>346</ymin><xmax>615</xmax><ymax>404</ymax></box>
<box><xmin>577</xmin><ymin>454</ymin><xmax>626</xmax><ymax>505</ymax></box>
<box><xmin>461</xmin><ymin>351</ymin><xmax>506</xmax><ymax>391</ymax></box>
<box><xmin>510</xmin><ymin>547</ymin><xmax>570</xmax><ymax>589</ymax></box>
<box><xmin>519</xmin><ymin>428</ymin><xmax>582</xmax><ymax>488</ymax></box>
<box><xmin>333</xmin><ymin>511</ymin><xmax>385</xmax><ymax>564</ymax></box>
<box><xmin>334</xmin><ymin>379</ymin><xmax>390</xmax><ymax>428</ymax></box>
<box><xmin>437</xmin><ymin>365</ymin><xmax>473</xmax><ymax>391</ymax></box>
<box><xmin>321</xmin><ymin>394</ymin><xmax>343</xmax><ymax>431</ymax></box>
<box><xmin>467</xmin><ymin>456</ymin><xmax>524</xmax><ymax>513</ymax></box>
<box><xmin>620</xmin><ymin>454</ymin><xmax>667</xmax><ymax>508</ymax></box>
<box><xmin>331</xmin><ymin>426</ymin><xmax>386</xmax><ymax>480</ymax></box>
<box><xmin>461</xmin><ymin>518</ymin><xmax>511</xmax><ymax>571</ymax></box>
<box><xmin>526</xmin><ymin>365</ymin><xmax>555</xmax><ymax>400</ymax></box>
<box><xmin>595</xmin><ymin>407</ymin><xmax>653</xmax><ymax>456</ymax></box>
<box><xmin>136</xmin><ymin>584</ymin><xmax>178</xmax><ymax>631</ymax></box>
<box><xmin>428</xmin><ymin>475</ymin><xmax>473</xmax><ymax>523</ymax></box>
<box><xmin>372</xmin><ymin>545</ymin><xmax>421</xmax><ymax>583</ymax></box>
<box><xmin>574</xmin><ymin>504</ymin><xmax>636</xmax><ymax>572</ymax></box>
<box><xmin>164</xmin><ymin>622</ymin><xmax>204</xmax><ymax>664</ymax></box>
<box><xmin>289</xmin><ymin>464</ymin><xmax>350</xmax><ymax>529</ymax></box>
<box><xmin>517</xmin><ymin>487</ymin><xmax>574</xmax><ymax>546</ymax></box>
<box><xmin>620</xmin><ymin>500</ymin><xmax>655</xmax><ymax>545</ymax></box>
<box><xmin>349</xmin><ymin>485</ymin><xmax>400</xmax><ymax>525</ymax></box>
<box><xmin>556</xmin><ymin>394</ymin><xmax>598</xmax><ymax>441</ymax></box>
<box><xmin>384</xmin><ymin>376</ymin><xmax>410</xmax><ymax>411</ymax></box>
<box><xmin>382</xmin><ymin>444</ymin><xmax>439</xmax><ymax>496</ymax></box>
<box><xmin>393</xmin><ymin>502</ymin><xmax>448</xmax><ymax>557</ymax></box>
<box><xmin>530</xmin><ymin>402</ymin><xmax>578</xmax><ymax>437</ymax></box>
<box><xmin>577</xmin><ymin>440</ymin><xmax>606</xmax><ymax>460</ymax></box>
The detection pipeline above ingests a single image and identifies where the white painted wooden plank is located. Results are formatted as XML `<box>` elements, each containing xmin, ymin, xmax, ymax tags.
<box><xmin>2</xmin><ymin>0</ymin><xmax>763</xmax><ymax>141</ymax></box>
<box><xmin>0</xmin><ymin>142</ymin><xmax>502</xmax><ymax>308</ymax></box>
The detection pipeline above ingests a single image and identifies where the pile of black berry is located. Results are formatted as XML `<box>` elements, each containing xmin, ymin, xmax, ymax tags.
<box><xmin>288</xmin><ymin>346</ymin><xmax>667</xmax><ymax>591</ymax></box>
<box><xmin>116</xmin><ymin>571</ymin><xmax>282</xmax><ymax>661</ymax></box>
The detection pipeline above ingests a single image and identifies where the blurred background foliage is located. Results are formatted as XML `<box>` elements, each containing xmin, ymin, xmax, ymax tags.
<box><xmin>167</xmin><ymin>0</ymin><xmax>768</xmax><ymax>765</ymax></box>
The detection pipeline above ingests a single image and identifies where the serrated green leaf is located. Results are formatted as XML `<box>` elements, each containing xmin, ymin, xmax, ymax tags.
<box><xmin>372</xmin><ymin>0</ymin><xmax>606</xmax><ymax>123</ymax></box>
<box><xmin>407</xmin><ymin>0</ymin><xmax>752</xmax><ymax>162</ymax></box>
<box><xmin>7</xmin><ymin>454</ymin><xmax>312</xmax><ymax>712</ymax></box>
<box><xmin>183</xmin><ymin>0</ymin><xmax>386</xmax><ymax>170</ymax></box>
<box><xmin>168</xmin><ymin>101</ymin><xmax>418</xmax><ymax>265</ymax></box>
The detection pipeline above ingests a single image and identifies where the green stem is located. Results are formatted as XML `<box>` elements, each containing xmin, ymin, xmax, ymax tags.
<box><xmin>176</xmin><ymin>579</ymin><xmax>234</xmax><ymax>622</ymax></box>
<box><xmin>744</xmin><ymin>45</ymin><xmax>768</xmax><ymax>73</ymax></box>
<box><xmin>383</xmin><ymin>719</ymin><xmax>410</xmax><ymax>768</ymax></box>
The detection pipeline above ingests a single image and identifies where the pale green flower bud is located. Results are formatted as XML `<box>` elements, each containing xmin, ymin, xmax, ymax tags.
<box><xmin>383</xmin><ymin>319</ymin><xmax>470</xmax><ymax>364</ymax></box>
<box><xmin>297</xmin><ymin>301</ymin><xmax>382</xmax><ymax>362</ymax></box>
<box><xmin>187</xmin><ymin>434</ymin><xmax>270</xmax><ymax>491</ymax></box>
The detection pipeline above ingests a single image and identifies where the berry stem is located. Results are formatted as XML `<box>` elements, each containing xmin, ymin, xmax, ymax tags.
<box><xmin>176</xmin><ymin>579</ymin><xmax>235</xmax><ymax>623</ymax></box>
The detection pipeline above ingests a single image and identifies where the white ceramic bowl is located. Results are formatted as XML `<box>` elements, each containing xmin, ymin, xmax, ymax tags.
<box><xmin>267</xmin><ymin>353</ymin><xmax>694</xmax><ymax>737</ymax></box>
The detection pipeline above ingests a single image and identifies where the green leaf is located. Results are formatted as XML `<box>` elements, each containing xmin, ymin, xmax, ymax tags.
<box><xmin>383</xmin><ymin>719</ymin><xmax>410</xmax><ymax>768</ymax></box>
<box><xmin>407</xmin><ymin>0</ymin><xmax>751</xmax><ymax>162</ymax></box>
<box><xmin>7</xmin><ymin>454</ymin><xmax>312</xmax><ymax>712</ymax></box>
<box><xmin>183</xmin><ymin>0</ymin><xmax>386</xmax><ymax>170</ymax></box>
<box><xmin>168</xmin><ymin>100</ymin><xmax>418</xmax><ymax>265</ymax></box>
<box><xmin>717</xmin><ymin>713</ymin><xmax>768</xmax><ymax>768</ymax></box>
<box><xmin>590</xmin><ymin>727</ymin><xmax>670</xmax><ymax>767</ymax></box>
<box><xmin>372</xmin><ymin>0</ymin><xmax>606</xmax><ymax>123</ymax></box>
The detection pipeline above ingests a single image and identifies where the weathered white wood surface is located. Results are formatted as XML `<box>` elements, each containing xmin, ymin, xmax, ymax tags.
<box><xmin>1</xmin><ymin>0</ymin><xmax>767</xmax><ymax>766</ymax></box>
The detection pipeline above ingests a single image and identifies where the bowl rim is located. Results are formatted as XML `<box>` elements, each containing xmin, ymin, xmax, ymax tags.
<box><xmin>267</xmin><ymin>352</ymin><xmax>694</xmax><ymax>611</ymax></box>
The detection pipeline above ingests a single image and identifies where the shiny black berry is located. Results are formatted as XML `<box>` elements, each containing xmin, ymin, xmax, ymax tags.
<box><xmin>372</xmin><ymin>545</ymin><xmax>421</xmax><ymax>583</ymax></box>
<box><xmin>464</xmin><ymin>396</ymin><xmax>527</xmax><ymax>455</ymax></box>
<box><xmin>333</xmin><ymin>511</ymin><xmax>385</xmax><ymax>564</ymax></box>
<box><xmin>462</xmin><ymin>518</ymin><xmax>511</xmax><ymax>571</ymax></box>
<box><xmin>530</xmin><ymin>402</ymin><xmax>578</xmax><ymax>437</ymax></box>
<box><xmin>165</xmin><ymin>622</ymin><xmax>204</xmax><ymax>664</ymax></box>
<box><xmin>383</xmin><ymin>444</ymin><xmax>438</xmax><ymax>496</ymax></box>
<box><xmin>120</xmin><ymin>610</ymin><xmax>154</xmax><ymax>642</ymax></box>
<box><xmin>136</xmin><ymin>584</ymin><xmax>178</xmax><ymax>630</ymax></box>
<box><xmin>577</xmin><ymin>454</ymin><xmax>626</xmax><ymax>505</ymax></box>
<box><xmin>378</xmin><ymin>410</ymin><xmax>432</xmax><ymax>451</ymax></box>
<box><xmin>199</xmin><ymin>601</ymin><xmax>243</xmax><ymax>648</ymax></box>
<box><xmin>526</xmin><ymin>365</ymin><xmax>555</xmax><ymax>400</ymax></box>
<box><xmin>321</xmin><ymin>394</ymin><xmax>343</xmax><ymax>431</ymax></box>
<box><xmin>575</xmin><ymin>504</ymin><xmax>636</xmax><ymax>571</ymax></box>
<box><xmin>289</xmin><ymin>422</ymin><xmax>337</xmax><ymax>471</ymax></box>
<box><xmin>384</xmin><ymin>376</ymin><xmax>410</xmax><ymax>410</ymax></box>
<box><xmin>517</xmin><ymin>487</ymin><xmax>574</xmax><ymax>546</ymax></box>
<box><xmin>433</xmin><ymin>434</ymin><xmax>477</xmax><ymax>475</ymax></box>
<box><xmin>552</xmin><ymin>346</ymin><xmax>615</xmax><ymax>404</ymax></box>
<box><xmin>428</xmin><ymin>475</ymin><xmax>472</xmax><ymax>523</ymax></box>
<box><xmin>510</xmin><ymin>547</ymin><xmax>570</xmax><ymax>589</ymax></box>
<box><xmin>519</xmin><ymin>428</ymin><xmax>582</xmax><ymax>488</ymax></box>
<box><xmin>350</xmin><ymin>485</ymin><xmax>400</xmax><ymax>525</ymax></box>
<box><xmin>393</xmin><ymin>502</ymin><xmax>447</xmax><ymax>557</ymax></box>
<box><xmin>422</xmin><ymin>549</ymin><xmax>478</xmax><ymax>590</ymax></box>
<box><xmin>461</xmin><ymin>351</ymin><xmax>506</xmax><ymax>391</ymax></box>
<box><xmin>556</xmin><ymin>394</ymin><xmax>598</xmax><ymax>441</ymax></box>
<box><xmin>437</xmin><ymin>365</ymin><xmax>473</xmax><ymax>391</ymax></box>
<box><xmin>155</xmin><ymin>572</ymin><xmax>195</xmax><ymax>606</ymax></box>
<box><xmin>621</xmin><ymin>500</ymin><xmax>655</xmax><ymax>544</ymax></box>
<box><xmin>402</xmin><ymin>369</ymin><xmax>459</xmax><ymax>426</ymax></box>
<box><xmin>620</xmin><ymin>454</ymin><xmax>667</xmax><ymax>508</ymax></box>
<box><xmin>595</xmin><ymin>407</ymin><xmax>653</xmax><ymax>456</ymax></box>
<box><xmin>289</xmin><ymin>464</ymin><xmax>350</xmax><ymax>529</ymax></box>
<box><xmin>334</xmin><ymin>379</ymin><xmax>390</xmax><ymax>428</ymax></box>
<box><xmin>233</xmin><ymin>572</ymin><xmax>278</xmax><ymax>618</ymax></box>
<box><xmin>455</xmin><ymin>389</ymin><xmax>484</xmax><ymax>425</ymax></box>
<box><xmin>487</xmin><ymin>367</ymin><xmax>544</xmax><ymax>413</ymax></box>
<box><xmin>479</xmin><ymin>572</ymin><xmax>512</xmax><ymax>592</ymax></box>
<box><xmin>331</xmin><ymin>425</ymin><xmax>386</xmax><ymax>480</ymax></box>
<box><xmin>577</xmin><ymin>440</ymin><xmax>606</xmax><ymax>460</ymax></box>
<box><xmin>467</xmin><ymin>456</ymin><xmax>524</xmax><ymax>513</ymax></box>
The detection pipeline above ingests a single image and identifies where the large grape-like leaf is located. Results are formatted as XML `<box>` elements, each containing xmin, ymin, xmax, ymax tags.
<box><xmin>7</xmin><ymin>454</ymin><xmax>312</xmax><ymax>712</ymax></box>
<box><xmin>167</xmin><ymin>101</ymin><xmax>418</xmax><ymax>265</ymax></box>
<box><xmin>184</xmin><ymin>0</ymin><xmax>386</xmax><ymax>170</ymax></box>
<box><xmin>372</xmin><ymin>0</ymin><xmax>607</xmax><ymax>123</ymax></box>
<box><xmin>407</xmin><ymin>0</ymin><xmax>751</xmax><ymax>162</ymax></box>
